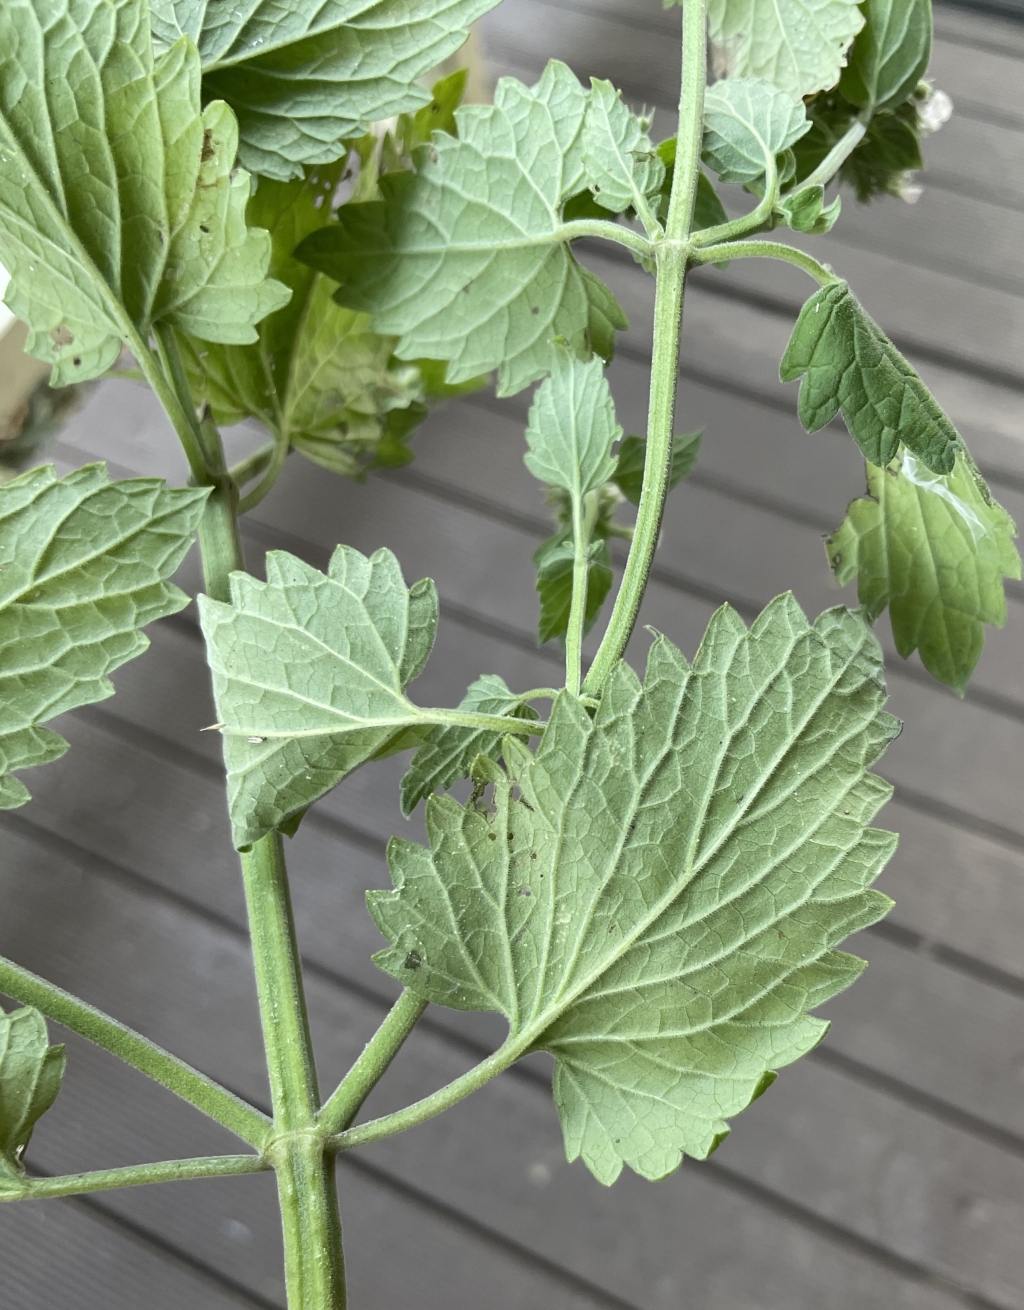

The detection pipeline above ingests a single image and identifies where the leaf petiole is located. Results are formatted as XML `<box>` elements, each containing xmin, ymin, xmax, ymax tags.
<box><xmin>1</xmin><ymin>1155</ymin><xmax>270</xmax><ymax>1203</ymax></box>
<box><xmin>690</xmin><ymin>239</ymin><xmax>839</xmax><ymax>285</ymax></box>
<box><xmin>800</xmin><ymin>115</ymin><xmax>870</xmax><ymax>190</ymax></box>
<box><xmin>0</xmin><ymin>956</ymin><xmax>271</xmax><ymax>1148</ymax></box>
<box><xmin>690</xmin><ymin>152</ymin><xmax>780</xmax><ymax>248</ymax></box>
<box><xmin>565</xmin><ymin>489</ymin><xmax>600</xmax><ymax>696</ymax></box>
<box><xmin>229</xmin><ymin>441</ymin><xmax>278</xmax><ymax>488</ymax></box>
<box><xmin>556</xmin><ymin>219</ymin><xmax>654</xmax><ymax>259</ymax></box>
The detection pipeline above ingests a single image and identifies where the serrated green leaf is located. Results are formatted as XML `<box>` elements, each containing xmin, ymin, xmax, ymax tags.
<box><xmin>295</xmin><ymin>62</ymin><xmax>627</xmax><ymax>396</ymax></box>
<box><xmin>781</xmin><ymin>281</ymin><xmax>960</xmax><ymax>474</ymax></box>
<box><xmin>0</xmin><ymin>1006</ymin><xmax>65</xmax><ymax>1177</ymax></box>
<box><xmin>0</xmin><ymin>465</ymin><xmax>207</xmax><ymax>808</ymax></box>
<box><xmin>840</xmin><ymin>0</ymin><xmax>932</xmax><ymax>111</ymax></box>
<box><xmin>704</xmin><ymin>0</ymin><xmax>865</xmax><ymax>101</ymax></box>
<box><xmin>370</xmin><ymin>595</ymin><xmax>897</xmax><ymax>1183</ymax></box>
<box><xmin>583</xmin><ymin>80</ymin><xmax>665</xmax><ymax>215</ymax></box>
<box><xmin>702</xmin><ymin>79</ymin><xmax>810</xmax><ymax>185</ymax></box>
<box><xmin>0</xmin><ymin>3</ymin><xmax>288</xmax><ymax>386</ymax></box>
<box><xmin>179</xmin><ymin>163</ymin><xmax>425</xmax><ymax>481</ymax></box>
<box><xmin>775</xmin><ymin>183</ymin><xmax>842</xmax><ymax>234</ymax></box>
<box><xmin>524</xmin><ymin>353</ymin><xmax>620</xmax><ymax>501</ymax></box>
<box><xmin>612</xmin><ymin>431</ymin><xmax>702</xmax><ymax>506</ymax></box>
<box><xmin>534</xmin><ymin>533</ymin><xmax>614</xmax><ymax>646</ymax></box>
<box><xmin>401</xmin><ymin>676</ymin><xmax>539</xmax><ymax>816</ymax></box>
<box><xmin>199</xmin><ymin>546</ymin><xmax>438</xmax><ymax>847</ymax></box>
<box><xmin>397</xmin><ymin>69</ymin><xmax>469</xmax><ymax>157</ymax></box>
<box><xmin>828</xmin><ymin>451</ymin><xmax>1021</xmax><ymax>692</ymax></box>
<box><xmin>152</xmin><ymin>0</ymin><xmax>499</xmax><ymax>180</ymax></box>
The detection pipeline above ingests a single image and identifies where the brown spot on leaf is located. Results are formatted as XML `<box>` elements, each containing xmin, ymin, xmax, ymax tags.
<box><xmin>201</xmin><ymin>129</ymin><xmax>216</xmax><ymax>163</ymax></box>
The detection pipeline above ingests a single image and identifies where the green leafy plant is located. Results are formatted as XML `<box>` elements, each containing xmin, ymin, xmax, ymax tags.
<box><xmin>0</xmin><ymin>0</ymin><xmax>1018</xmax><ymax>1304</ymax></box>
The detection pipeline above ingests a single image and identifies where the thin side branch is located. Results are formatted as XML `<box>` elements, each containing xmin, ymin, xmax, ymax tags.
<box><xmin>1</xmin><ymin>1155</ymin><xmax>270</xmax><ymax>1203</ymax></box>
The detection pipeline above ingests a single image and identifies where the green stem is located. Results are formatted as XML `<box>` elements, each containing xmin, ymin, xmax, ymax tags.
<box><xmin>3</xmin><ymin>1155</ymin><xmax>269</xmax><ymax>1202</ymax></box>
<box><xmin>690</xmin><ymin>239</ymin><xmax>837</xmax><ymax>285</ymax></box>
<box><xmin>238</xmin><ymin>429</ymin><xmax>290</xmax><ymax>514</ymax></box>
<box><xmin>801</xmin><ymin>117</ymin><xmax>868</xmax><ymax>190</ymax></box>
<box><xmin>241</xmin><ymin>832</ymin><xmax>346</xmax><ymax>1309</ymax></box>
<box><xmin>557</xmin><ymin>218</ymin><xmax>653</xmax><ymax>259</ymax></box>
<box><xmin>0</xmin><ymin>956</ymin><xmax>270</xmax><ymax>1148</ymax></box>
<box><xmin>691</xmin><ymin>153</ymin><xmax>779</xmax><ymax>248</ymax></box>
<box><xmin>565</xmin><ymin>490</ymin><xmax>599</xmax><ymax>697</ymax></box>
<box><xmin>319</xmin><ymin>990</ymin><xmax>428</xmax><ymax>1137</ymax></box>
<box><xmin>582</xmin><ymin>0</ymin><xmax>707</xmax><ymax>697</ymax></box>
<box><xmin>329</xmin><ymin>1040</ymin><xmax>520</xmax><ymax>1155</ymax></box>
<box><xmin>229</xmin><ymin>441</ymin><xmax>277</xmax><ymax>489</ymax></box>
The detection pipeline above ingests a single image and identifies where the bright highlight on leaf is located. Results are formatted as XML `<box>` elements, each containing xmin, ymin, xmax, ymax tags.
<box><xmin>0</xmin><ymin>465</ymin><xmax>208</xmax><ymax>809</ymax></box>
<box><xmin>370</xmin><ymin>595</ymin><xmax>898</xmax><ymax>1184</ymax></box>
<box><xmin>829</xmin><ymin>451</ymin><xmax>1021</xmax><ymax>692</ymax></box>
<box><xmin>0</xmin><ymin>1006</ymin><xmax>65</xmax><ymax>1179</ymax></box>
<box><xmin>295</xmin><ymin>61</ymin><xmax>628</xmax><ymax>396</ymax></box>
<box><xmin>199</xmin><ymin>546</ymin><xmax>439</xmax><ymax>848</ymax></box>
<box><xmin>152</xmin><ymin>0</ymin><xmax>500</xmax><ymax>180</ymax></box>
<box><xmin>781</xmin><ymin>282</ymin><xmax>960</xmax><ymax>474</ymax></box>
<box><xmin>702</xmin><ymin>78</ymin><xmax>811</xmax><ymax>185</ymax></box>
<box><xmin>0</xmin><ymin>1</ymin><xmax>288</xmax><ymax>386</ymax></box>
<box><xmin>401</xmin><ymin>676</ymin><xmax>538</xmax><ymax>816</ymax></box>
<box><xmin>705</xmin><ymin>0</ymin><xmax>865</xmax><ymax>100</ymax></box>
<box><xmin>179</xmin><ymin>163</ymin><xmax>425</xmax><ymax>480</ymax></box>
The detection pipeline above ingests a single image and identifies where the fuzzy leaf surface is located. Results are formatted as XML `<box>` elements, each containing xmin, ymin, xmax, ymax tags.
<box><xmin>0</xmin><ymin>1006</ymin><xmax>65</xmax><ymax>1178</ymax></box>
<box><xmin>702</xmin><ymin>79</ymin><xmax>810</xmax><ymax>185</ymax></box>
<box><xmin>705</xmin><ymin>0</ymin><xmax>864</xmax><ymax>100</ymax></box>
<box><xmin>840</xmin><ymin>0</ymin><xmax>932</xmax><ymax>110</ymax></box>
<box><xmin>0</xmin><ymin>465</ymin><xmax>206</xmax><ymax>808</ymax></box>
<box><xmin>524</xmin><ymin>354</ymin><xmax>620</xmax><ymax>502</ymax></box>
<box><xmin>295</xmin><ymin>62</ymin><xmax>627</xmax><ymax>396</ymax></box>
<box><xmin>582</xmin><ymin>80</ymin><xmax>664</xmax><ymax>214</ymax></box>
<box><xmin>781</xmin><ymin>282</ymin><xmax>960</xmax><ymax>474</ymax></box>
<box><xmin>829</xmin><ymin>452</ymin><xmax>1021</xmax><ymax>691</ymax></box>
<box><xmin>401</xmin><ymin>676</ymin><xmax>539</xmax><ymax>816</ymax></box>
<box><xmin>152</xmin><ymin>0</ymin><xmax>499</xmax><ymax>179</ymax></box>
<box><xmin>0</xmin><ymin>2</ymin><xmax>288</xmax><ymax>385</ymax></box>
<box><xmin>179</xmin><ymin>164</ymin><xmax>423</xmax><ymax>478</ymax></box>
<box><xmin>371</xmin><ymin>596</ymin><xmax>897</xmax><ymax>1183</ymax></box>
<box><xmin>200</xmin><ymin>546</ymin><xmax>438</xmax><ymax>847</ymax></box>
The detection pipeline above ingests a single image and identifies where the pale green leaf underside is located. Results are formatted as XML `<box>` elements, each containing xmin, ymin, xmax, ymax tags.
<box><xmin>296</xmin><ymin>61</ymin><xmax>627</xmax><ymax>396</ymax></box>
<box><xmin>153</xmin><ymin>0</ymin><xmax>500</xmax><ymax>180</ymax></box>
<box><xmin>0</xmin><ymin>1006</ymin><xmax>65</xmax><ymax>1177</ymax></box>
<box><xmin>400</xmin><ymin>675</ymin><xmax>538</xmax><ymax>816</ymax></box>
<box><xmin>702</xmin><ymin>78</ymin><xmax>810</xmax><ymax>185</ymax></box>
<box><xmin>781</xmin><ymin>282</ymin><xmax>961</xmax><ymax>476</ymax></box>
<box><xmin>0</xmin><ymin>0</ymin><xmax>288</xmax><ymax>385</ymax></box>
<box><xmin>370</xmin><ymin>595</ymin><xmax>898</xmax><ymax>1184</ymax></box>
<box><xmin>583</xmin><ymin>79</ymin><xmax>664</xmax><ymax>214</ymax></box>
<box><xmin>200</xmin><ymin>545</ymin><xmax>438</xmax><ymax>848</ymax></box>
<box><xmin>0</xmin><ymin>464</ymin><xmax>206</xmax><ymax>808</ymax></box>
<box><xmin>524</xmin><ymin>353</ymin><xmax>620</xmax><ymax>501</ymax></box>
<box><xmin>706</xmin><ymin>0</ymin><xmax>864</xmax><ymax>100</ymax></box>
<box><xmin>829</xmin><ymin>451</ymin><xmax>1021</xmax><ymax>692</ymax></box>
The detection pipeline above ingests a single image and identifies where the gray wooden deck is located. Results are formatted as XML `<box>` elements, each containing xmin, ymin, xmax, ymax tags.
<box><xmin>3</xmin><ymin>2</ymin><xmax>1024</xmax><ymax>1306</ymax></box>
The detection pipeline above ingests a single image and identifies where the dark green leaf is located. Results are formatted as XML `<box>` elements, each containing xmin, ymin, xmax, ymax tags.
<box><xmin>774</xmin><ymin>184</ymin><xmax>842</xmax><ymax>234</ymax></box>
<box><xmin>792</xmin><ymin>91</ymin><xmax>923</xmax><ymax>202</ymax></box>
<box><xmin>781</xmin><ymin>281</ymin><xmax>960</xmax><ymax>474</ymax></box>
<box><xmin>534</xmin><ymin>533</ymin><xmax>614</xmax><ymax>645</ymax></box>
<box><xmin>612</xmin><ymin>431</ymin><xmax>702</xmax><ymax>506</ymax></box>
<box><xmin>369</xmin><ymin>596</ymin><xmax>897</xmax><ymax>1183</ymax></box>
<box><xmin>401</xmin><ymin>676</ymin><xmax>539</xmax><ymax>815</ymax></box>
<box><xmin>0</xmin><ymin>465</ymin><xmax>207</xmax><ymax>808</ymax></box>
<box><xmin>828</xmin><ymin>450</ymin><xmax>1021</xmax><ymax>691</ymax></box>
<box><xmin>840</xmin><ymin>0</ymin><xmax>932</xmax><ymax>110</ymax></box>
<box><xmin>0</xmin><ymin>1006</ymin><xmax>65</xmax><ymax>1177</ymax></box>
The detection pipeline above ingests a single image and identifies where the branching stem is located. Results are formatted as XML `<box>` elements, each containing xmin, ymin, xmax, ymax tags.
<box><xmin>0</xmin><ymin>956</ymin><xmax>270</xmax><ymax>1148</ymax></box>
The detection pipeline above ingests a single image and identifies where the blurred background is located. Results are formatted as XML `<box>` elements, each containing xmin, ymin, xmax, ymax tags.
<box><xmin>1</xmin><ymin>1</ymin><xmax>1024</xmax><ymax>1307</ymax></box>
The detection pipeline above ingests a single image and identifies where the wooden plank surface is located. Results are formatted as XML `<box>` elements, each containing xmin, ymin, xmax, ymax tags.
<box><xmin>3</xmin><ymin>1</ymin><xmax>1024</xmax><ymax>1306</ymax></box>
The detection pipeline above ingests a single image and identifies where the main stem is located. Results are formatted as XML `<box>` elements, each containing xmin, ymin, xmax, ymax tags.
<box><xmin>583</xmin><ymin>0</ymin><xmax>707</xmax><ymax>696</ymax></box>
<box><xmin>164</xmin><ymin>346</ymin><xmax>346</xmax><ymax>1308</ymax></box>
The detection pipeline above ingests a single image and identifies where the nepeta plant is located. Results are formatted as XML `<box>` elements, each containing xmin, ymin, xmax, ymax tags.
<box><xmin>0</xmin><ymin>0</ymin><xmax>1018</xmax><ymax>1304</ymax></box>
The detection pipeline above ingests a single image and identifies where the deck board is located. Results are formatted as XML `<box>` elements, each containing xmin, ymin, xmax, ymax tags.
<box><xmin>3</xmin><ymin>1</ymin><xmax>1024</xmax><ymax>1306</ymax></box>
